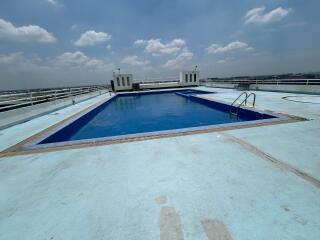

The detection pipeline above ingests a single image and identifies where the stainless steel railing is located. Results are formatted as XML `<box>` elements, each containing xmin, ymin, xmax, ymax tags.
<box><xmin>230</xmin><ymin>92</ymin><xmax>256</xmax><ymax>118</ymax></box>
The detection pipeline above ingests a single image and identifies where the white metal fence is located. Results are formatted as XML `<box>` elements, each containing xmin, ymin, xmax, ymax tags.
<box><xmin>0</xmin><ymin>85</ymin><xmax>108</xmax><ymax>112</ymax></box>
<box><xmin>200</xmin><ymin>79</ymin><xmax>320</xmax><ymax>86</ymax></box>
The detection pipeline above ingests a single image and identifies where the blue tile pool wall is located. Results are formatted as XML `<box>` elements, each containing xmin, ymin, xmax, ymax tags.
<box><xmin>185</xmin><ymin>95</ymin><xmax>276</xmax><ymax>121</ymax></box>
<box><xmin>39</xmin><ymin>90</ymin><xmax>276</xmax><ymax>144</ymax></box>
<box><xmin>39</xmin><ymin>97</ymin><xmax>117</xmax><ymax>144</ymax></box>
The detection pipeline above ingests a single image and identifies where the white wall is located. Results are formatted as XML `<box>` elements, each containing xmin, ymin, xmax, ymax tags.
<box><xmin>139</xmin><ymin>82</ymin><xmax>182</xmax><ymax>90</ymax></box>
<box><xmin>180</xmin><ymin>71</ymin><xmax>200</xmax><ymax>86</ymax></box>
<box><xmin>113</xmin><ymin>74</ymin><xmax>133</xmax><ymax>91</ymax></box>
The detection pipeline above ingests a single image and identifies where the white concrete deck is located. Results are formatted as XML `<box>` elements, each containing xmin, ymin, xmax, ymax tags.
<box><xmin>0</xmin><ymin>87</ymin><xmax>319</xmax><ymax>240</ymax></box>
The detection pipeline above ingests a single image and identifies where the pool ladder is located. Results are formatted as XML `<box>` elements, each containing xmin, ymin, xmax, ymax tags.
<box><xmin>229</xmin><ymin>92</ymin><xmax>256</xmax><ymax>119</ymax></box>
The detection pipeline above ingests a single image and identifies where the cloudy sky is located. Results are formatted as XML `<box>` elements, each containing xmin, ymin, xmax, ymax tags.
<box><xmin>0</xmin><ymin>0</ymin><xmax>320</xmax><ymax>90</ymax></box>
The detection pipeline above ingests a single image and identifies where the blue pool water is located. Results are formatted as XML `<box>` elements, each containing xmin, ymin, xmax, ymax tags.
<box><xmin>39</xmin><ymin>90</ymin><xmax>275</xmax><ymax>144</ymax></box>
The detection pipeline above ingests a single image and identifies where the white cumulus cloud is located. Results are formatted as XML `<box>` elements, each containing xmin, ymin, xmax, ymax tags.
<box><xmin>206</xmin><ymin>41</ymin><xmax>252</xmax><ymax>54</ymax></box>
<box><xmin>244</xmin><ymin>6</ymin><xmax>291</xmax><ymax>24</ymax></box>
<box><xmin>74</xmin><ymin>30</ymin><xmax>111</xmax><ymax>47</ymax></box>
<box><xmin>134</xmin><ymin>39</ymin><xmax>146</xmax><ymax>45</ymax></box>
<box><xmin>121</xmin><ymin>55</ymin><xmax>150</xmax><ymax>66</ymax></box>
<box><xmin>135</xmin><ymin>38</ymin><xmax>186</xmax><ymax>56</ymax></box>
<box><xmin>164</xmin><ymin>48</ymin><xmax>193</xmax><ymax>69</ymax></box>
<box><xmin>55</xmin><ymin>51</ymin><xmax>113</xmax><ymax>69</ymax></box>
<box><xmin>0</xmin><ymin>18</ymin><xmax>56</xmax><ymax>43</ymax></box>
<box><xmin>56</xmin><ymin>51</ymin><xmax>89</xmax><ymax>65</ymax></box>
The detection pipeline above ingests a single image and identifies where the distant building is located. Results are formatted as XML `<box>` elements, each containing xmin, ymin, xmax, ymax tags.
<box><xmin>111</xmin><ymin>73</ymin><xmax>133</xmax><ymax>92</ymax></box>
<box><xmin>180</xmin><ymin>70</ymin><xmax>200</xmax><ymax>86</ymax></box>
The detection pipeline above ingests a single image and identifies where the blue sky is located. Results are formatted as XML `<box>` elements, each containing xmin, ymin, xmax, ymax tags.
<box><xmin>0</xmin><ymin>0</ymin><xmax>320</xmax><ymax>89</ymax></box>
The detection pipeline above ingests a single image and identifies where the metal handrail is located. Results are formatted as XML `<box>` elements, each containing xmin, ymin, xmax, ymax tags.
<box><xmin>246</xmin><ymin>93</ymin><xmax>256</xmax><ymax>107</ymax></box>
<box><xmin>230</xmin><ymin>92</ymin><xmax>256</xmax><ymax>118</ymax></box>
<box><xmin>230</xmin><ymin>92</ymin><xmax>247</xmax><ymax>118</ymax></box>
<box><xmin>237</xmin><ymin>92</ymin><xmax>256</xmax><ymax>108</ymax></box>
<box><xmin>231</xmin><ymin>92</ymin><xmax>248</xmax><ymax>107</ymax></box>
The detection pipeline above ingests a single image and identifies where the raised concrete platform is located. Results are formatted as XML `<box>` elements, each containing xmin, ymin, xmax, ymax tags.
<box><xmin>0</xmin><ymin>87</ymin><xmax>319</xmax><ymax>240</ymax></box>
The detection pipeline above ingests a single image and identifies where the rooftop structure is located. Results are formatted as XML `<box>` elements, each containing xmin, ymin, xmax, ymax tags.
<box><xmin>180</xmin><ymin>70</ymin><xmax>200</xmax><ymax>86</ymax></box>
<box><xmin>111</xmin><ymin>73</ymin><xmax>133</xmax><ymax>92</ymax></box>
<box><xmin>111</xmin><ymin>70</ymin><xmax>200</xmax><ymax>92</ymax></box>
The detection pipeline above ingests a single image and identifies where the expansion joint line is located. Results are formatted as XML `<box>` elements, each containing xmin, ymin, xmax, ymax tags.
<box><xmin>220</xmin><ymin>132</ymin><xmax>320</xmax><ymax>189</ymax></box>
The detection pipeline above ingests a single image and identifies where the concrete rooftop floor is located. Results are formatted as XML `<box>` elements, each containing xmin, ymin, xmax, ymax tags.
<box><xmin>0</xmin><ymin>87</ymin><xmax>320</xmax><ymax>240</ymax></box>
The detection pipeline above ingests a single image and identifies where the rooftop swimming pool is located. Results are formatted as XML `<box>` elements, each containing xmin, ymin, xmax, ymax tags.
<box><xmin>36</xmin><ymin>89</ymin><xmax>278</xmax><ymax>146</ymax></box>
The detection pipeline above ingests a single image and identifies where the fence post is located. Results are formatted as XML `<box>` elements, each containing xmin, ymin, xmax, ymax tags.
<box><xmin>30</xmin><ymin>91</ymin><xmax>33</xmax><ymax>106</ymax></box>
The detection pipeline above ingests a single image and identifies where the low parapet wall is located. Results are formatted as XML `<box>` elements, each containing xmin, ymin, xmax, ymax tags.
<box><xmin>202</xmin><ymin>82</ymin><xmax>320</xmax><ymax>94</ymax></box>
<box><xmin>0</xmin><ymin>90</ymin><xmax>108</xmax><ymax>130</ymax></box>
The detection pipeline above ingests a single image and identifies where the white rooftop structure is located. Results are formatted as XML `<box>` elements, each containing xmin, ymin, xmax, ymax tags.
<box><xmin>112</xmin><ymin>73</ymin><xmax>133</xmax><ymax>92</ymax></box>
<box><xmin>180</xmin><ymin>70</ymin><xmax>200</xmax><ymax>86</ymax></box>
